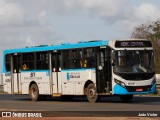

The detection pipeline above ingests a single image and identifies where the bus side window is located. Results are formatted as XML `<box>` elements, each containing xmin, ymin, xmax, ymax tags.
<box><xmin>62</xmin><ymin>50</ymin><xmax>70</xmax><ymax>69</ymax></box>
<box><xmin>21</xmin><ymin>53</ymin><xmax>35</xmax><ymax>70</ymax></box>
<box><xmin>72</xmin><ymin>49</ymin><xmax>82</xmax><ymax>68</ymax></box>
<box><xmin>36</xmin><ymin>52</ymin><xmax>49</xmax><ymax>70</ymax></box>
<box><xmin>83</xmin><ymin>48</ymin><xmax>95</xmax><ymax>68</ymax></box>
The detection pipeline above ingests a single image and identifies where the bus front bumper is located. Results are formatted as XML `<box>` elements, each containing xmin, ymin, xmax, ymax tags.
<box><xmin>113</xmin><ymin>83</ymin><xmax>156</xmax><ymax>95</ymax></box>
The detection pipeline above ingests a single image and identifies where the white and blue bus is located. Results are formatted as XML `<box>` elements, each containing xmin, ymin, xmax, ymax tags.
<box><xmin>2</xmin><ymin>39</ymin><xmax>156</xmax><ymax>102</ymax></box>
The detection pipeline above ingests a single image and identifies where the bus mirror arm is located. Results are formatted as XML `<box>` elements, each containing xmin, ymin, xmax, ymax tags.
<box><xmin>112</xmin><ymin>63</ymin><xmax>115</xmax><ymax>66</ymax></box>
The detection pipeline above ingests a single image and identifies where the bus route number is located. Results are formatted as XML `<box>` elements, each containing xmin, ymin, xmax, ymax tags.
<box><xmin>30</xmin><ymin>73</ymin><xmax>35</xmax><ymax>77</ymax></box>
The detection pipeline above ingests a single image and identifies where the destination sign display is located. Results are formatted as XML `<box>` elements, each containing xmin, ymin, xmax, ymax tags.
<box><xmin>115</xmin><ymin>41</ymin><xmax>152</xmax><ymax>48</ymax></box>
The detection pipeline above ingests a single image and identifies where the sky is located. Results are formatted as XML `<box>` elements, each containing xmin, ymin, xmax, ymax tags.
<box><xmin>0</xmin><ymin>0</ymin><xmax>160</xmax><ymax>71</ymax></box>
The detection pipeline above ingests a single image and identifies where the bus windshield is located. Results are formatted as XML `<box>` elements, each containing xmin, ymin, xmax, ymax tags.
<box><xmin>113</xmin><ymin>50</ymin><xmax>154</xmax><ymax>74</ymax></box>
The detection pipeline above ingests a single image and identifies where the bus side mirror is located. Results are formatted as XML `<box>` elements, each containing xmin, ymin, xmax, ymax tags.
<box><xmin>98</xmin><ymin>66</ymin><xmax>103</xmax><ymax>70</ymax></box>
<box><xmin>111</xmin><ymin>51</ymin><xmax>115</xmax><ymax>60</ymax></box>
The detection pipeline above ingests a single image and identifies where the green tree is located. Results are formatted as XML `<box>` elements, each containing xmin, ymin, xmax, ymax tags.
<box><xmin>131</xmin><ymin>21</ymin><xmax>160</xmax><ymax>73</ymax></box>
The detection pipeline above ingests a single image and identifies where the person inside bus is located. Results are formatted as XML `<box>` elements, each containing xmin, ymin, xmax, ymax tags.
<box><xmin>84</xmin><ymin>59</ymin><xmax>87</xmax><ymax>67</ymax></box>
<box><xmin>88</xmin><ymin>55</ymin><xmax>95</xmax><ymax>68</ymax></box>
<box><xmin>23</xmin><ymin>63</ymin><xmax>28</xmax><ymax>70</ymax></box>
<box><xmin>120</xmin><ymin>58</ymin><xmax>124</xmax><ymax>66</ymax></box>
<box><xmin>80</xmin><ymin>58</ymin><xmax>87</xmax><ymax>68</ymax></box>
<box><xmin>120</xmin><ymin>57</ymin><xmax>126</xmax><ymax>66</ymax></box>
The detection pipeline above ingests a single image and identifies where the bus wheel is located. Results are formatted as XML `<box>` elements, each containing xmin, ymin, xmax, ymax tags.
<box><xmin>86</xmin><ymin>83</ymin><xmax>99</xmax><ymax>103</ymax></box>
<box><xmin>120</xmin><ymin>95</ymin><xmax>133</xmax><ymax>102</ymax></box>
<box><xmin>30</xmin><ymin>84</ymin><xmax>39</xmax><ymax>101</ymax></box>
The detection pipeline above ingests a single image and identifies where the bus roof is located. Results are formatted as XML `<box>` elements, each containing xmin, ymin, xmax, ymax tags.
<box><xmin>114</xmin><ymin>38</ymin><xmax>149</xmax><ymax>41</ymax></box>
<box><xmin>3</xmin><ymin>40</ymin><xmax>108</xmax><ymax>54</ymax></box>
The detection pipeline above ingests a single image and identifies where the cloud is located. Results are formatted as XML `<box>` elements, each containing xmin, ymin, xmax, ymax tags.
<box><xmin>58</xmin><ymin>0</ymin><xmax>160</xmax><ymax>37</ymax></box>
<box><xmin>134</xmin><ymin>3</ymin><xmax>160</xmax><ymax>22</ymax></box>
<box><xmin>0</xmin><ymin>0</ymin><xmax>24</xmax><ymax>27</ymax></box>
<box><xmin>63</xmin><ymin>1</ymin><xmax>160</xmax><ymax>22</ymax></box>
<box><xmin>31</xmin><ymin>0</ymin><xmax>127</xmax><ymax>23</ymax></box>
<box><xmin>0</xmin><ymin>0</ymin><xmax>58</xmax><ymax>50</ymax></box>
<box><xmin>62</xmin><ymin>0</ymin><xmax>128</xmax><ymax>22</ymax></box>
<box><xmin>47</xmin><ymin>1</ymin><xmax>160</xmax><ymax>26</ymax></box>
<box><xmin>26</xmin><ymin>36</ymin><xmax>37</xmax><ymax>46</ymax></box>
<box><xmin>38</xmin><ymin>11</ymin><xmax>48</xmax><ymax>25</ymax></box>
<box><xmin>0</xmin><ymin>0</ymin><xmax>160</xmax><ymax>49</ymax></box>
<box><xmin>79</xmin><ymin>0</ymin><xmax>125</xmax><ymax>17</ymax></box>
<box><xmin>107</xmin><ymin>2</ymin><xmax>160</xmax><ymax>37</ymax></box>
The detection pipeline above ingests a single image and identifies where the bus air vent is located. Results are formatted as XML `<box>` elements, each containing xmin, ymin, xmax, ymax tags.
<box><xmin>34</xmin><ymin>45</ymin><xmax>54</xmax><ymax>47</ymax></box>
<box><xmin>61</xmin><ymin>42</ymin><xmax>70</xmax><ymax>45</ymax></box>
<box><xmin>78</xmin><ymin>40</ymin><xmax>104</xmax><ymax>43</ymax></box>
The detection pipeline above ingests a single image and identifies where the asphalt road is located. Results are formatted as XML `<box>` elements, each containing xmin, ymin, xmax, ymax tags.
<box><xmin>0</xmin><ymin>94</ymin><xmax>160</xmax><ymax>117</ymax></box>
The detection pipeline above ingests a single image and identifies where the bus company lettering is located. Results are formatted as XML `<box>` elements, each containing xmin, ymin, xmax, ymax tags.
<box><xmin>5</xmin><ymin>79</ymin><xmax>11</xmax><ymax>82</ymax></box>
<box><xmin>24</xmin><ymin>73</ymin><xmax>42</xmax><ymax>80</ymax></box>
<box><xmin>70</xmin><ymin>72</ymin><xmax>80</xmax><ymax>78</ymax></box>
<box><xmin>5</xmin><ymin>73</ymin><xmax>10</xmax><ymax>76</ymax></box>
<box><xmin>121</xmin><ymin>42</ymin><xmax>144</xmax><ymax>47</ymax></box>
<box><xmin>24</xmin><ymin>77</ymin><xmax>42</xmax><ymax>80</ymax></box>
<box><xmin>67</xmin><ymin>72</ymin><xmax>80</xmax><ymax>80</ymax></box>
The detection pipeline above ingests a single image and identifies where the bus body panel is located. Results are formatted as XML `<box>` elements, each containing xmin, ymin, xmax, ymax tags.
<box><xmin>61</xmin><ymin>69</ymin><xmax>96</xmax><ymax>95</ymax></box>
<box><xmin>52</xmin><ymin>72</ymin><xmax>62</xmax><ymax>94</ymax></box>
<box><xmin>3</xmin><ymin>73</ymin><xmax>11</xmax><ymax>93</ymax></box>
<box><xmin>112</xmin><ymin>74</ymin><xmax>156</xmax><ymax>94</ymax></box>
<box><xmin>21</xmin><ymin>71</ymin><xmax>50</xmax><ymax>94</ymax></box>
<box><xmin>113</xmin><ymin>83</ymin><xmax>156</xmax><ymax>95</ymax></box>
<box><xmin>2</xmin><ymin>39</ymin><xmax>156</xmax><ymax>102</ymax></box>
<box><xmin>13</xmin><ymin>73</ymin><xmax>19</xmax><ymax>93</ymax></box>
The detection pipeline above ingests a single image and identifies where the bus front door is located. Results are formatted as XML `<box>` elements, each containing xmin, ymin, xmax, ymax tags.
<box><xmin>52</xmin><ymin>52</ymin><xmax>62</xmax><ymax>94</ymax></box>
<box><xmin>96</xmin><ymin>47</ymin><xmax>112</xmax><ymax>94</ymax></box>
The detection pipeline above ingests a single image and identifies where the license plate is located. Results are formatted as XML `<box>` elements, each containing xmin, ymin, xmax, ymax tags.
<box><xmin>136</xmin><ymin>88</ymin><xmax>143</xmax><ymax>92</ymax></box>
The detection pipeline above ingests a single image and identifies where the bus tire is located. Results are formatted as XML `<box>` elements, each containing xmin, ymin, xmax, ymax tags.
<box><xmin>30</xmin><ymin>84</ymin><xmax>40</xmax><ymax>101</ymax></box>
<box><xmin>86</xmin><ymin>83</ymin><xmax>99</xmax><ymax>103</ymax></box>
<box><xmin>120</xmin><ymin>95</ymin><xmax>133</xmax><ymax>102</ymax></box>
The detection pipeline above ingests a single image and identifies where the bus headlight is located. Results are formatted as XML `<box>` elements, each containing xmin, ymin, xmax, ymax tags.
<box><xmin>114</xmin><ymin>79</ymin><xmax>126</xmax><ymax>87</ymax></box>
<box><xmin>151</xmin><ymin>79</ymin><xmax>156</xmax><ymax>86</ymax></box>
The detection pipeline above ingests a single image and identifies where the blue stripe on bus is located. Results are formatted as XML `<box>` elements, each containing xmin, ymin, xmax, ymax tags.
<box><xmin>3</xmin><ymin>68</ymin><xmax>95</xmax><ymax>73</ymax></box>
<box><xmin>21</xmin><ymin>70</ymin><xmax>49</xmax><ymax>73</ymax></box>
<box><xmin>61</xmin><ymin>68</ymin><xmax>95</xmax><ymax>72</ymax></box>
<box><xmin>21</xmin><ymin>70</ymin><xmax>50</xmax><ymax>76</ymax></box>
<box><xmin>2</xmin><ymin>55</ymin><xmax>5</xmax><ymax>73</ymax></box>
<box><xmin>113</xmin><ymin>83</ymin><xmax>156</xmax><ymax>95</ymax></box>
<box><xmin>2</xmin><ymin>40</ymin><xmax>108</xmax><ymax>73</ymax></box>
<box><xmin>3</xmin><ymin>40</ymin><xmax>108</xmax><ymax>54</ymax></box>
